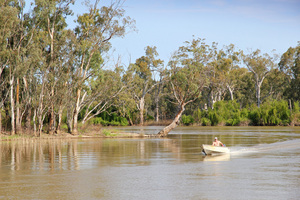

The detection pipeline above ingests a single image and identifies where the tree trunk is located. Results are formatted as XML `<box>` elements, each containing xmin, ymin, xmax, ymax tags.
<box><xmin>257</xmin><ymin>88</ymin><xmax>261</xmax><ymax>108</ymax></box>
<box><xmin>47</xmin><ymin>105</ymin><xmax>54</xmax><ymax>135</ymax></box>
<box><xmin>157</xmin><ymin>103</ymin><xmax>186</xmax><ymax>137</ymax></box>
<box><xmin>208</xmin><ymin>91</ymin><xmax>216</xmax><ymax>109</ymax></box>
<box><xmin>33</xmin><ymin>108</ymin><xmax>37</xmax><ymax>137</ymax></box>
<box><xmin>72</xmin><ymin>110</ymin><xmax>79</xmax><ymax>135</ymax></box>
<box><xmin>72</xmin><ymin>89</ymin><xmax>81</xmax><ymax>135</ymax></box>
<box><xmin>289</xmin><ymin>99</ymin><xmax>292</xmax><ymax>112</ymax></box>
<box><xmin>139</xmin><ymin>97</ymin><xmax>145</xmax><ymax>125</ymax></box>
<box><xmin>10</xmin><ymin>77</ymin><xmax>15</xmax><ymax>135</ymax></box>
<box><xmin>256</xmin><ymin>81</ymin><xmax>262</xmax><ymax>108</ymax></box>
<box><xmin>0</xmin><ymin>108</ymin><xmax>2</xmax><ymax>134</ymax></box>
<box><xmin>55</xmin><ymin>103</ymin><xmax>63</xmax><ymax>134</ymax></box>
<box><xmin>227</xmin><ymin>85</ymin><xmax>234</xmax><ymax>101</ymax></box>
<box><xmin>25</xmin><ymin>105</ymin><xmax>31</xmax><ymax>134</ymax></box>
<box><xmin>15</xmin><ymin>78</ymin><xmax>21</xmax><ymax>134</ymax></box>
<box><xmin>155</xmin><ymin>82</ymin><xmax>162</xmax><ymax>122</ymax></box>
<box><xmin>67</xmin><ymin>109</ymin><xmax>73</xmax><ymax>134</ymax></box>
<box><xmin>155</xmin><ymin>99</ymin><xmax>159</xmax><ymax>122</ymax></box>
<box><xmin>38</xmin><ymin>113</ymin><xmax>43</xmax><ymax>137</ymax></box>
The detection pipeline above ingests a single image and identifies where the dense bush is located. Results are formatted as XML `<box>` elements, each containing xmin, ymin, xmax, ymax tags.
<box><xmin>201</xmin><ymin>118</ymin><xmax>211</xmax><ymax>126</ymax></box>
<box><xmin>249</xmin><ymin>100</ymin><xmax>291</xmax><ymax>125</ymax></box>
<box><xmin>291</xmin><ymin>102</ymin><xmax>300</xmax><ymax>126</ymax></box>
<box><xmin>92</xmin><ymin>116</ymin><xmax>129</xmax><ymax>126</ymax></box>
<box><xmin>181</xmin><ymin>100</ymin><xmax>298</xmax><ymax>126</ymax></box>
<box><xmin>181</xmin><ymin>115</ymin><xmax>194</xmax><ymax>125</ymax></box>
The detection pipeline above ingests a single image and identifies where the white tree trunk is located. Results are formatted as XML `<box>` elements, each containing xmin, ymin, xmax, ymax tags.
<box><xmin>15</xmin><ymin>78</ymin><xmax>21</xmax><ymax>134</ymax></box>
<box><xmin>72</xmin><ymin>89</ymin><xmax>81</xmax><ymax>135</ymax></box>
<box><xmin>155</xmin><ymin>98</ymin><xmax>159</xmax><ymax>122</ymax></box>
<box><xmin>33</xmin><ymin>108</ymin><xmax>37</xmax><ymax>137</ymax></box>
<box><xmin>55</xmin><ymin>103</ymin><xmax>63</xmax><ymax>134</ymax></box>
<box><xmin>157</xmin><ymin>103</ymin><xmax>186</xmax><ymax>137</ymax></box>
<box><xmin>256</xmin><ymin>79</ymin><xmax>264</xmax><ymax>108</ymax></box>
<box><xmin>227</xmin><ymin>85</ymin><xmax>234</xmax><ymax>100</ymax></box>
<box><xmin>139</xmin><ymin>97</ymin><xmax>145</xmax><ymax>125</ymax></box>
<box><xmin>256</xmin><ymin>83</ymin><xmax>261</xmax><ymax>108</ymax></box>
<box><xmin>10</xmin><ymin>77</ymin><xmax>15</xmax><ymax>135</ymax></box>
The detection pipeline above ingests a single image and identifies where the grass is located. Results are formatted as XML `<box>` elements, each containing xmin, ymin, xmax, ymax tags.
<box><xmin>0</xmin><ymin>134</ymin><xmax>33</xmax><ymax>141</ymax></box>
<box><xmin>102</xmin><ymin>129</ymin><xmax>118</xmax><ymax>137</ymax></box>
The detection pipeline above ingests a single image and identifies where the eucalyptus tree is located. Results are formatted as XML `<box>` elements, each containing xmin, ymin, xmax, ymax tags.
<box><xmin>0</xmin><ymin>0</ymin><xmax>39</xmax><ymax>135</ymax></box>
<box><xmin>116</xmin><ymin>86</ymin><xmax>137</xmax><ymax>125</ymax></box>
<box><xmin>0</xmin><ymin>0</ymin><xmax>19</xmax><ymax>133</ymax></box>
<box><xmin>219</xmin><ymin>44</ymin><xmax>241</xmax><ymax>100</ymax></box>
<box><xmin>203</xmin><ymin>44</ymin><xmax>241</xmax><ymax>108</ymax></box>
<box><xmin>70</xmin><ymin>0</ymin><xmax>135</xmax><ymax>134</ymax></box>
<box><xmin>263</xmin><ymin>68</ymin><xmax>287</xmax><ymax>101</ymax></box>
<box><xmin>242</xmin><ymin>49</ymin><xmax>277</xmax><ymax>107</ymax></box>
<box><xmin>124</xmin><ymin>46</ymin><xmax>163</xmax><ymax>125</ymax></box>
<box><xmin>32</xmin><ymin>0</ymin><xmax>74</xmax><ymax>135</ymax></box>
<box><xmin>157</xmin><ymin>38</ymin><xmax>209</xmax><ymax>137</ymax></box>
<box><xmin>0</xmin><ymin>68</ymin><xmax>9</xmax><ymax>134</ymax></box>
<box><xmin>80</xmin><ymin>66</ymin><xmax>125</xmax><ymax>125</ymax></box>
<box><xmin>204</xmin><ymin>42</ymin><xmax>226</xmax><ymax>108</ymax></box>
<box><xmin>279</xmin><ymin>42</ymin><xmax>300</xmax><ymax>103</ymax></box>
<box><xmin>154</xmin><ymin>69</ymin><xmax>167</xmax><ymax>122</ymax></box>
<box><xmin>0</xmin><ymin>0</ymin><xmax>20</xmax><ymax>135</ymax></box>
<box><xmin>227</xmin><ymin>67</ymin><xmax>251</xmax><ymax>105</ymax></box>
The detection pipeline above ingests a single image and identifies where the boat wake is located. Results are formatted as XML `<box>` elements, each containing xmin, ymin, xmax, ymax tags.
<box><xmin>229</xmin><ymin>139</ymin><xmax>300</xmax><ymax>156</ymax></box>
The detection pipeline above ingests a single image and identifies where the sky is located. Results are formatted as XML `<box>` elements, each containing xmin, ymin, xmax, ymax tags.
<box><xmin>106</xmin><ymin>0</ymin><xmax>300</xmax><ymax>65</ymax></box>
<box><xmin>27</xmin><ymin>0</ymin><xmax>300</xmax><ymax>66</ymax></box>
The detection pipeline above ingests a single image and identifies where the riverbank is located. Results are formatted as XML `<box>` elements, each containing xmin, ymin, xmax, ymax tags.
<box><xmin>2</xmin><ymin>123</ymin><xmax>300</xmax><ymax>141</ymax></box>
<box><xmin>0</xmin><ymin>129</ymin><xmax>146</xmax><ymax>141</ymax></box>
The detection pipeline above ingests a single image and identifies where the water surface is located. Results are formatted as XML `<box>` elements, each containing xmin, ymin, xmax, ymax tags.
<box><xmin>1</xmin><ymin>126</ymin><xmax>300</xmax><ymax>200</ymax></box>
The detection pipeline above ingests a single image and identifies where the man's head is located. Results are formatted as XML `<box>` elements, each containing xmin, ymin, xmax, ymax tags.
<box><xmin>214</xmin><ymin>137</ymin><xmax>218</xmax><ymax>140</ymax></box>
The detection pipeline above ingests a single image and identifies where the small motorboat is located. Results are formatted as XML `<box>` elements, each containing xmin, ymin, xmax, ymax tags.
<box><xmin>202</xmin><ymin>144</ymin><xmax>230</xmax><ymax>155</ymax></box>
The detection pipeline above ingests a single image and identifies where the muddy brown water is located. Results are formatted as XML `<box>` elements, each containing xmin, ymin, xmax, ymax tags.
<box><xmin>1</xmin><ymin>126</ymin><xmax>300</xmax><ymax>200</ymax></box>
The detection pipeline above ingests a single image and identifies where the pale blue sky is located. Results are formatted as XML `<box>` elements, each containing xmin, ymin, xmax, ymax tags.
<box><xmin>106</xmin><ymin>0</ymin><xmax>300</xmax><ymax>65</ymax></box>
<box><xmin>27</xmin><ymin>0</ymin><xmax>300</xmax><ymax>65</ymax></box>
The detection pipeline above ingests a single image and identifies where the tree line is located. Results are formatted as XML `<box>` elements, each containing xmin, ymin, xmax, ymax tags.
<box><xmin>1</xmin><ymin>0</ymin><xmax>299</xmax><ymax>137</ymax></box>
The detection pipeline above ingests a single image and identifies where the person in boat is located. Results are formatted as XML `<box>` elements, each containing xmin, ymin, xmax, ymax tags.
<box><xmin>212</xmin><ymin>137</ymin><xmax>224</xmax><ymax>146</ymax></box>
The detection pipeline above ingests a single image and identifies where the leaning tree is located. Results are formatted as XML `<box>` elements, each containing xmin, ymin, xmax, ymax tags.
<box><xmin>157</xmin><ymin>38</ymin><xmax>210</xmax><ymax>137</ymax></box>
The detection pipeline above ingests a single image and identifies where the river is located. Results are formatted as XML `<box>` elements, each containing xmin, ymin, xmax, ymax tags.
<box><xmin>0</xmin><ymin>126</ymin><xmax>300</xmax><ymax>200</ymax></box>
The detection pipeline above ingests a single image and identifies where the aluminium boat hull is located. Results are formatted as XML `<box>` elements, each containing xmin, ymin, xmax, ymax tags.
<box><xmin>202</xmin><ymin>144</ymin><xmax>230</xmax><ymax>155</ymax></box>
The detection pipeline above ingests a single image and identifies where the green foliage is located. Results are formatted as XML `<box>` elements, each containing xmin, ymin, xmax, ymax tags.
<box><xmin>248</xmin><ymin>100</ymin><xmax>291</xmax><ymax>125</ymax></box>
<box><xmin>193</xmin><ymin>108</ymin><xmax>202</xmax><ymax>123</ymax></box>
<box><xmin>208</xmin><ymin>111</ymin><xmax>221</xmax><ymax>126</ymax></box>
<box><xmin>201</xmin><ymin>118</ymin><xmax>211</xmax><ymax>126</ymax></box>
<box><xmin>102</xmin><ymin>129</ymin><xmax>117</xmax><ymax>137</ymax></box>
<box><xmin>182</xmin><ymin>101</ymin><xmax>243</xmax><ymax>126</ymax></box>
<box><xmin>92</xmin><ymin>116</ymin><xmax>129</xmax><ymax>126</ymax></box>
<box><xmin>183</xmin><ymin>100</ymin><xmax>297</xmax><ymax>126</ymax></box>
<box><xmin>181</xmin><ymin>115</ymin><xmax>194</xmax><ymax>125</ymax></box>
<box><xmin>290</xmin><ymin>101</ymin><xmax>300</xmax><ymax>126</ymax></box>
<box><xmin>293</xmin><ymin>101</ymin><xmax>300</xmax><ymax>113</ymax></box>
<box><xmin>146</xmin><ymin>114</ymin><xmax>154</xmax><ymax>121</ymax></box>
<box><xmin>208</xmin><ymin>101</ymin><xmax>242</xmax><ymax>126</ymax></box>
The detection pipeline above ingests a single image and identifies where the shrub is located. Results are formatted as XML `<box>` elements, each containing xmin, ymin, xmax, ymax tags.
<box><xmin>91</xmin><ymin>117</ymin><xmax>129</xmax><ymax>126</ymax></box>
<box><xmin>181</xmin><ymin>115</ymin><xmax>194</xmax><ymax>125</ymax></box>
<box><xmin>201</xmin><ymin>117</ymin><xmax>211</xmax><ymax>126</ymax></box>
<box><xmin>119</xmin><ymin>117</ymin><xmax>129</xmax><ymax>126</ymax></box>
<box><xmin>291</xmin><ymin>101</ymin><xmax>300</xmax><ymax>126</ymax></box>
<box><xmin>249</xmin><ymin>106</ymin><xmax>261</xmax><ymax>125</ymax></box>
<box><xmin>208</xmin><ymin>111</ymin><xmax>222</xmax><ymax>126</ymax></box>
<box><xmin>193</xmin><ymin>108</ymin><xmax>202</xmax><ymax>123</ymax></box>
<box><xmin>248</xmin><ymin>100</ymin><xmax>292</xmax><ymax>126</ymax></box>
